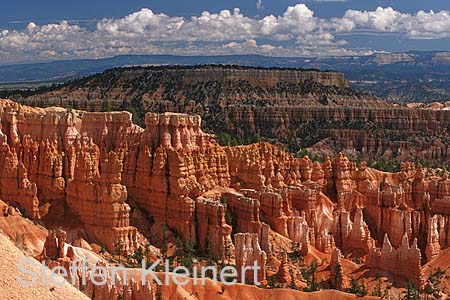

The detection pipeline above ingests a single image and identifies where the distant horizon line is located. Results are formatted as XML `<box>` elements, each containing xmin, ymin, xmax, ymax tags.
<box><xmin>1</xmin><ymin>49</ymin><xmax>450</xmax><ymax>67</ymax></box>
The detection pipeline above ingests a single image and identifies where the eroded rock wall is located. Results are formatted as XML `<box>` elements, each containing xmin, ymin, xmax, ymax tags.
<box><xmin>3</xmin><ymin>99</ymin><xmax>450</xmax><ymax>286</ymax></box>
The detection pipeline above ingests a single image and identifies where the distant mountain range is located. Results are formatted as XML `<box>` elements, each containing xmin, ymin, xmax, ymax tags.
<box><xmin>1</xmin><ymin>51</ymin><xmax>450</xmax><ymax>103</ymax></box>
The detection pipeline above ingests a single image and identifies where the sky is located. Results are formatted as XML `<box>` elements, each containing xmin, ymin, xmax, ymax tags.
<box><xmin>1</xmin><ymin>0</ymin><xmax>450</xmax><ymax>64</ymax></box>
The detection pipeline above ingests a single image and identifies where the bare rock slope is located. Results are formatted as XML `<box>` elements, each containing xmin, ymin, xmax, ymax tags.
<box><xmin>0</xmin><ymin>231</ymin><xmax>90</xmax><ymax>300</ymax></box>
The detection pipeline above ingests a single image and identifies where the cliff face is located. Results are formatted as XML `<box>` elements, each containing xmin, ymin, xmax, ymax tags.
<box><xmin>0</xmin><ymin>100</ymin><xmax>140</xmax><ymax>255</ymax></box>
<box><xmin>166</xmin><ymin>67</ymin><xmax>349</xmax><ymax>89</ymax></box>
<box><xmin>15</xmin><ymin>65</ymin><xmax>450</xmax><ymax>162</ymax></box>
<box><xmin>223</xmin><ymin>106</ymin><xmax>450</xmax><ymax>161</ymax></box>
<box><xmin>3</xmin><ymin>98</ymin><xmax>450</xmax><ymax>297</ymax></box>
<box><xmin>18</xmin><ymin>65</ymin><xmax>380</xmax><ymax>113</ymax></box>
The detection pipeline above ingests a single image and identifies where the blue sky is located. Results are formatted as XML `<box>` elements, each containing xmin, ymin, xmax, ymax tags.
<box><xmin>2</xmin><ymin>0</ymin><xmax>449</xmax><ymax>23</ymax></box>
<box><xmin>1</xmin><ymin>0</ymin><xmax>450</xmax><ymax>64</ymax></box>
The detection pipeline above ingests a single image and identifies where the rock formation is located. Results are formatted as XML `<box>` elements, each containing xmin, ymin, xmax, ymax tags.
<box><xmin>36</xmin><ymin>229</ymin><xmax>79</xmax><ymax>286</ymax></box>
<box><xmin>0</xmin><ymin>142</ymin><xmax>40</xmax><ymax>219</ymax></box>
<box><xmin>25</xmin><ymin>66</ymin><xmax>444</xmax><ymax>163</ymax></box>
<box><xmin>82</xmin><ymin>261</ymin><xmax>154</xmax><ymax>300</ymax></box>
<box><xmin>195</xmin><ymin>197</ymin><xmax>234</xmax><ymax>260</ymax></box>
<box><xmin>66</xmin><ymin>147</ymin><xmax>138</xmax><ymax>255</ymax></box>
<box><xmin>37</xmin><ymin>229</ymin><xmax>70</xmax><ymax>261</ymax></box>
<box><xmin>330</xmin><ymin>248</ymin><xmax>344</xmax><ymax>290</ymax></box>
<box><xmin>425</xmin><ymin>215</ymin><xmax>441</xmax><ymax>262</ymax></box>
<box><xmin>36</xmin><ymin>229</ymin><xmax>154</xmax><ymax>300</ymax></box>
<box><xmin>3</xmin><ymin>98</ymin><xmax>450</xmax><ymax>294</ymax></box>
<box><xmin>12</xmin><ymin>65</ymin><xmax>450</xmax><ymax>165</ymax></box>
<box><xmin>234</xmin><ymin>233</ymin><xmax>267</xmax><ymax>286</ymax></box>
<box><xmin>276</xmin><ymin>252</ymin><xmax>292</xmax><ymax>284</ymax></box>
<box><xmin>0</xmin><ymin>100</ymin><xmax>139</xmax><ymax>255</ymax></box>
<box><xmin>333</xmin><ymin>208</ymin><xmax>374</xmax><ymax>254</ymax></box>
<box><xmin>367</xmin><ymin>234</ymin><xmax>422</xmax><ymax>285</ymax></box>
<box><xmin>224</xmin><ymin>106</ymin><xmax>450</xmax><ymax>162</ymax></box>
<box><xmin>21</xmin><ymin>66</ymin><xmax>362</xmax><ymax>113</ymax></box>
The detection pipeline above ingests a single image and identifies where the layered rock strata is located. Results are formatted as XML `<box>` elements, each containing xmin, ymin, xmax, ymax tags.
<box><xmin>22</xmin><ymin>66</ymin><xmax>361</xmax><ymax>113</ymax></box>
<box><xmin>0</xmin><ymin>100</ymin><xmax>139</xmax><ymax>254</ymax></box>
<box><xmin>2</xmin><ymin>99</ymin><xmax>450</xmax><ymax>288</ymax></box>
<box><xmin>225</xmin><ymin>106</ymin><xmax>450</xmax><ymax>161</ymax></box>
<box><xmin>15</xmin><ymin>66</ymin><xmax>450</xmax><ymax>163</ymax></box>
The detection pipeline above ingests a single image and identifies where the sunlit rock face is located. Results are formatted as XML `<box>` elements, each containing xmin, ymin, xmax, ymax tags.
<box><xmin>17</xmin><ymin>66</ymin><xmax>450</xmax><ymax>164</ymax></box>
<box><xmin>367</xmin><ymin>234</ymin><xmax>422</xmax><ymax>285</ymax></box>
<box><xmin>3</xmin><ymin>98</ymin><xmax>450</xmax><ymax>295</ymax></box>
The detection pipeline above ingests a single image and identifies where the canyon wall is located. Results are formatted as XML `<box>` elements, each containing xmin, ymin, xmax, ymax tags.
<box><xmin>165</xmin><ymin>67</ymin><xmax>349</xmax><ymax>89</ymax></box>
<box><xmin>14</xmin><ymin>66</ymin><xmax>450</xmax><ymax>163</ymax></box>
<box><xmin>2</xmin><ymin>98</ymin><xmax>450</xmax><ymax>287</ymax></box>
<box><xmin>0</xmin><ymin>100</ymin><xmax>140</xmax><ymax>254</ymax></box>
<box><xmin>223</xmin><ymin>105</ymin><xmax>450</xmax><ymax>160</ymax></box>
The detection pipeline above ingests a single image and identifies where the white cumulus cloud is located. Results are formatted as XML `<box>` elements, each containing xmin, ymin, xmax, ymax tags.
<box><xmin>331</xmin><ymin>6</ymin><xmax>450</xmax><ymax>39</ymax></box>
<box><xmin>0</xmin><ymin>5</ymin><xmax>449</xmax><ymax>64</ymax></box>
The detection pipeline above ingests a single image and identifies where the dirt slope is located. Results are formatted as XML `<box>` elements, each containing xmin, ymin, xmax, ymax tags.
<box><xmin>0</xmin><ymin>232</ymin><xmax>90</xmax><ymax>300</ymax></box>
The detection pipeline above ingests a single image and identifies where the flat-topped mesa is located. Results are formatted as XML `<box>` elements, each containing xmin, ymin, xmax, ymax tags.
<box><xmin>172</xmin><ymin>67</ymin><xmax>349</xmax><ymax>89</ymax></box>
<box><xmin>22</xmin><ymin>66</ymin><xmax>358</xmax><ymax>112</ymax></box>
